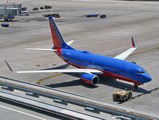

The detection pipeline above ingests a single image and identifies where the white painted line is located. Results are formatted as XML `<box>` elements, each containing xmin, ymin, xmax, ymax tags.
<box><xmin>0</xmin><ymin>105</ymin><xmax>47</xmax><ymax>120</ymax></box>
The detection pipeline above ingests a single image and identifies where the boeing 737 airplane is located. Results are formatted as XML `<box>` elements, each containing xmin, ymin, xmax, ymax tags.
<box><xmin>5</xmin><ymin>16</ymin><xmax>151</xmax><ymax>89</ymax></box>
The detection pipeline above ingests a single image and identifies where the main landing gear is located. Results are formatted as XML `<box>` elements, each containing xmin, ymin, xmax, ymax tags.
<box><xmin>134</xmin><ymin>85</ymin><xmax>138</xmax><ymax>89</ymax></box>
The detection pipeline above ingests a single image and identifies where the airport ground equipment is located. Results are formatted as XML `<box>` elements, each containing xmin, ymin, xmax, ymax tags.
<box><xmin>113</xmin><ymin>90</ymin><xmax>132</xmax><ymax>101</ymax></box>
<box><xmin>32</xmin><ymin>7</ymin><xmax>38</xmax><ymax>11</ymax></box>
<box><xmin>100</xmin><ymin>15</ymin><xmax>106</xmax><ymax>18</ymax></box>
<box><xmin>45</xmin><ymin>5</ymin><xmax>52</xmax><ymax>9</ymax></box>
<box><xmin>0</xmin><ymin>3</ymin><xmax>21</xmax><ymax>16</ymax></box>
<box><xmin>1</xmin><ymin>23</ymin><xmax>9</xmax><ymax>27</ymax></box>
<box><xmin>43</xmin><ymin>14</ymin><xmax>60</xmax><ymax>18</ymax></box>
<box><xmin>85</xmin><ymin>14</ymin><xmax>99</xmax><ymax>17</ymax></box>
<box><xmin>40</xmin><ymin>6</ymin><xmax>44</xmax><ymax>9</ymax></box>
<box><xmin>20</xmin><ymin>11</ymin><xmax>29</xmax><ymax>16</ymax></box>
<box><xmin>0</xmin><ymin>76</ymin><xmax>158</xmax><ymax>120</ymax></box>
<box><xmin>21</xmin><ymin>7</ymin><xmax>27</xmax><ymax>11</ymax></box>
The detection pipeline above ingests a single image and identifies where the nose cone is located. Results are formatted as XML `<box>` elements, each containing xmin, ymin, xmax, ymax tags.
<box><xmin>144</xmin><ymin>73</ymin><xmax>152</xmax><ymax>83</ymax></box>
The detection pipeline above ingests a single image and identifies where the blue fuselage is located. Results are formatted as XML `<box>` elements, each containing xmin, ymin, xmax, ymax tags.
<box><xmin>59</xmin><ymin>48</ymin><xmax>151</xmax><ymax>85</ymax></box>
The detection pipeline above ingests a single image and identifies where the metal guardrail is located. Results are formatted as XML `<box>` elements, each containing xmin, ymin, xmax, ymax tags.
<box><xmin>0</xmin><ymin>91</ymin><xmax>103</xmax><ymax>120</ymax></box>
<box><xmin>0</xmin><ymin>76</ymin><xmax>158</xmax><ymax>120</ymax></box>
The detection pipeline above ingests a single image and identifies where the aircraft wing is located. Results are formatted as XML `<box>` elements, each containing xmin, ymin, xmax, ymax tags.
<box><xmin>114</xmin><ymin>37</ymin><xmax>137</xmax><ymax>60</ymax></box>
<box><xmin>5</xmin><ymin>60</ymin><xmax>103</xmax><ymax>74</ymax></box>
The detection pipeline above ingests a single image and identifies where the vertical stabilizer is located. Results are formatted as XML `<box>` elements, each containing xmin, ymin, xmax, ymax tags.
<box><xmin>48</xmin><ymin>16</ymin><xmax>73</xmax><ymax>49</ymax></box>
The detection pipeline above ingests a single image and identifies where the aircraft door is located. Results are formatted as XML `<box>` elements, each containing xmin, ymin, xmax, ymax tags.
<box><xmin>125</xmin><ymin>67</ymin><xmax>131</xmax><ymax>77</ymax></box>
<box><xmin>92</xmin><ymin>61</ymin><xmax>95</xmax><ymax>68</ymax></box>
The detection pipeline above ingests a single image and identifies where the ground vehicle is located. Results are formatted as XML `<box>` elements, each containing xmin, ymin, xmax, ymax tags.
<box><xmin>20</xmin><ymin>11</ymin><xmax>30</xmax><ymax>16</ymax></box>
<box><xmin>113</xmin><ymin>90</ymin><xmax>132</xmax><ymax>101</ymax></box>
<box><xmin>33</xmin><ymin>7</ymin><xmax>38</xmax><ymax>10</ymax></box>
<box><xmin>43</xmin><ymin>14</ymin><xmax>60</xmax><ymax>18</ymax></box>
<box><xmin>40</xmin><ymin>6</ymin><xmax>44</xmax><ymax>9</ymax></box>
<box><xmin>45</xmin><ymin>5</ymin><xmax>52</xmax><ymax>9</ymax></box>
<box><xmin>1</xmin><ymin>23</ymin><xmax>9</xmax><ymax>27</ymax></box>
<box><xmin>100</xmin><ymin>14</ymin><xmax>106</xmax><ymax>18</ymax></box>
<box><xmin>21</xmin><ymin>7</ymin><xmax>27</xmax><ymax>11</ymax></box>
<box><xmin>85</xmin><ymin>14</ymin><xmax>99</xmax><ymax>17</ymax></box>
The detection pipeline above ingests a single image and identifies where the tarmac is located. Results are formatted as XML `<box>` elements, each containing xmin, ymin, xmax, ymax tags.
<box><xmin>0</xmin><ymin>0</ymin><xmax>159</xmax><ymax>119</ymax></box>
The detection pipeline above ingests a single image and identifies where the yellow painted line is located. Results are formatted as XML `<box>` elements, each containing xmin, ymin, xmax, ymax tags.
<box><xmin>0</xmin><ymin>78</ymin><xmax>156</xmax><ymax>120</ymax></box>
<box><xmin>0</xmin><ymin>37</ymin><xmax>51</xmax><ymax>49</ymax></box>
<box><xmin>130</xmin><ymin>47</ymin><xmax>159</xmax><ymax>56</ymax></box>
<box><xmin>0</xmin><ymin>17</ymin><xmax>159</xmax><ymax>49</ymax></box>
<box><xmin>36</xmin><ymin>73</ymin><xmax>64</xmax><ymax>85</ymax></box>
<box><xmin>120</xmin><ymin>87</ymin><xmax>159</xmax><ymax>104</ymax></box>
<box><xmin>64</xmin><ymin>17</ymin><xmax>159</xmax><ymax>37</ymax></box>
<box><xmin>2</xmin><ymin>17</ymin><xmax>158</xmax><ymax>85</ymax></box>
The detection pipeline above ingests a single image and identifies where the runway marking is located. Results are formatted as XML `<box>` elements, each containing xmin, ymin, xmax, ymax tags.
<box><xmin>130</xmin><ymin>47</ymin><xmax>159</xmax><ymax>56</ymax></box>
<box><xmin>1</xmin><ymin>16</ymin><xmax>158</xmax><ymax>85</ymax></box>
<box><xmin>119</xmin><ymin>87</ymin><xmax>159</xmax><ymax>104</ymax></box>
<box><xmin>0</xmin><ymin>17</ymin><xmax>158</xmax><ymax>49</ymax></box>
<box><xmin>0</xmin><ymin>37</ymin><xmax>51</xmax><ymax>49</ymax></box>
<box><xmin>0</xmin><ymin>104</ymin><xmax>46</xmax><ymax>120</ymax></box>
<box><xmin>36</xmin><ymin>73</ymin><xmax>64</xmax><ymax>85</ymax></box>
<box><xmin>64</xmin><ymin>17</ymin><xmax>159</xmax><ymax>37</ymax></box>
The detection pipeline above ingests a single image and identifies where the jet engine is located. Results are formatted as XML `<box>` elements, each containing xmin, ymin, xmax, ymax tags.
<box><xmin>81</xmin><ymin>73</ymin><xmax>99</xmax><ymax>85</ymax></box>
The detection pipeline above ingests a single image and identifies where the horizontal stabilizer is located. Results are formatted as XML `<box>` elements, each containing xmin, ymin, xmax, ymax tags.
<box><xmin>67</xmin><ymin>40</ymin><xmax>74</xmax><ymax>45</ymax></box>
<box><xmin>25</xmin><ymin>48</ymin><xmax>57</xmax><ymax>51</ymax></box>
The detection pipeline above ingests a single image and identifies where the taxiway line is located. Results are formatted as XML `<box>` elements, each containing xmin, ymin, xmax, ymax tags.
<box><xmin>130</xmin><ymin>47</ymin><xmax>159</xmax><ymax>56</ymax></box>
<box><xmin>0</xmin><ymin>104</ymin><xmax>46</xmax><ymax>120</ymax></box>
<box><xmin>0</xmin><ymin>17</ymin><xmax>158</xmax><ymax>49</ymax></box>
<box><xmin>0</xmin><ymin>76</ymin><xmax>157</xmax><ymax>120</ymax></box>
<box><xmin>64</xmin><ymin>17</ymin><xmax>159</xmax><ymax>37</ymax></box>
<box><xmin>0</xmin><ymin>37</ymin><xmax>51</xmax><ymax>49</ymax></box>
<box><xmin>36</xmin><ymin>73</ymin><xmax>64</xmax><ymax>85</ymax></box>
<box><xmin>119</xmin><ymin>87</ymin><xmax>159</xmax><ymax>104</ymax></box>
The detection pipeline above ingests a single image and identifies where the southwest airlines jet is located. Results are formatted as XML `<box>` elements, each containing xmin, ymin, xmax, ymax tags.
<box><xmin>5</xmin><ymin>16</ymin><xmax>151</xmax><ymax>89</ymax></box>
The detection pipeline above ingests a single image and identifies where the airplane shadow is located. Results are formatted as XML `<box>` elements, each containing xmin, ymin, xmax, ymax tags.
<box><xmin>41</xmin><ymin>64</ymin><xmax>98</xmax><ymax>89</ymax></box>
<box><xmin>46</xmin><ymin>75</ymin><xmax>149</xmax><ymax>92</ymax></box>
<box><xmin>41</xmin><ymin>64</ymin><xmax>149</xmax><ymax>93</ymax></box>
<box><xmin>46</xmin><ymin>78</ymin><xmax>98</xmax><ymax>89</ymax></box>
<box><xmin>99</xmin><ymin>76</ymin><xmax>149</xmax><ymax>93</ymax></box>
<box><xmin>41</xmin><ymin>63</ymin><xmax>70</xmax><ymax>70</ymax></box>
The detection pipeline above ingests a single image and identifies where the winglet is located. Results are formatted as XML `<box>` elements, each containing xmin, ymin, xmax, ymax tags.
<box><xmin>131</xmin><ymin>37</ymin><xmax>136</xmax><ymax>48</ymax></box>
<box><xmin>4</xmin><ymin>60</ymin><xmax>15</xmax><ymax>73</ymax></box>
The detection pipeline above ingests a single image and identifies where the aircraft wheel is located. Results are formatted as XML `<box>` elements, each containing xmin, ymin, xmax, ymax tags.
<box><xmin>128</xmin><ymin>92</ymin><xmax>132</xmax><ymax>99</ymax></box>
<box><xmin>134</xmin><ymin>85</ymin><xmax>138</xmax><ymax>89</ymax></box>
<box><xmin>123</xmin><ymin>96</ymin><xmax>126</xmax><ymax>101</ymax></box>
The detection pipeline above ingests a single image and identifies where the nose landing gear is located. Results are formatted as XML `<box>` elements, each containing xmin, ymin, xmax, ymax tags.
<box><xmin>134</xmin><ymin>83</ymin><xmax>142</xmax><ymax>90</ymax></box>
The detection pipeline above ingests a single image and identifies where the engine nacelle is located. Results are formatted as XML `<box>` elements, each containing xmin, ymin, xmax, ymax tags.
<box><xmin>81</xmin><ymin>73</ymin><xmax>99</xmax><ymax>85</ymax></box>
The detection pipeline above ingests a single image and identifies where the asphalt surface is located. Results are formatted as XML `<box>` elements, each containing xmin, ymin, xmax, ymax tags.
<box><xmin>0</xmin><ymin>0</ymin><xmax>159</xmax><ymax>119</ymax></box>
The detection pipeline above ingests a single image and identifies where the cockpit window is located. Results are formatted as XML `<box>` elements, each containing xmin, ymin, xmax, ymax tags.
<box><xmin>135</xmin><ymin>71</ymin><xmax>146</xmax><ymax>74</ymax></box>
